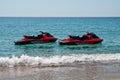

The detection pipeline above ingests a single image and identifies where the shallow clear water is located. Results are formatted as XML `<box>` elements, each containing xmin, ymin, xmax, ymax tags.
<box><xmin>0</xmin><ymin>17</ymin><xmax>120</xmax><ymax>67</ymax></box>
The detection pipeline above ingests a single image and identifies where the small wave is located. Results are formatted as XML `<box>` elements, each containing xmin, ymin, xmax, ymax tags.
<box><xmin>0</xmin><ymin>54</ymin><xmax>120</xmax><ymax>67</ymax></box>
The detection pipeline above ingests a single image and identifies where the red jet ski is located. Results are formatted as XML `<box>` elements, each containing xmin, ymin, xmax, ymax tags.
<box><xmin>14</xmin><ymin>31</ymin><xmax>57</xmax><ymax>45</ymax></box>
<box><xmin>59</xmin><ymin>32</ymin><xmax>103</xmax><ymax>45</ymax></box>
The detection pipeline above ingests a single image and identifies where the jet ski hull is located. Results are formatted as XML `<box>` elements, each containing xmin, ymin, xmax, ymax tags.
<box><xmin>15</xmin><ymin>38</ymin><xmax>57</xmax><ymax>45</ymax></box>
<box><xmin>59</xmin><ymin>38</ymin><xmax>103</xmax><ymax>45</ymax></box>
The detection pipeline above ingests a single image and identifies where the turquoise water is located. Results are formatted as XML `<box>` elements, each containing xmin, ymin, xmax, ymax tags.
<box><xmin>0</xmin><ymin>17</ymin><xmax>120</xmax><ymax>67</ymax></box>
<box><xmin>0</xmin><ymin>17</ymin><xmax>120</xmax><ymax>57</ymax></box>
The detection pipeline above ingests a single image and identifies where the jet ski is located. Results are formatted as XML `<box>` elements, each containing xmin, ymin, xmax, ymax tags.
<box><xmin>59</xmin><ymin>32</ymin><xmax>103</xmax><ymax>45</ymax></box>
<box><xmin>14</xmin><ymin>31</ymin><xmax>57</xmax><ymax>45</ymax></box>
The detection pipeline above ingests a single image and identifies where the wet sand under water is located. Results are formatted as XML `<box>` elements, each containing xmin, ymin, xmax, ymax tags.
<box><xmin>0</xmin><ymin>62</ymin><xmax>120</xmax><ymax>80</ymax></box>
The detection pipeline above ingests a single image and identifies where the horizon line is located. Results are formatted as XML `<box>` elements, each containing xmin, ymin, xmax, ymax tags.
<box><xmin>0</xmin><ymin>16</ymin><xmax>120</xmax><ymax>18</ymax></box>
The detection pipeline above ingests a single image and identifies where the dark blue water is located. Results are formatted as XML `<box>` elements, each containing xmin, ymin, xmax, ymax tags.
<box><xmin>0</xmin><ymin>17</ymin><xmax>120</xmax><ymax>57</ymax></box>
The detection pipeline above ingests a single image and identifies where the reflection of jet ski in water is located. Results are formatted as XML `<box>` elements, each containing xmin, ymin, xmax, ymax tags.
<box><xmin>59</xmin><ymin>32</ymin><xmax>103</xmax><ymax>45</ymax></box>
<box><xmin>14</xmin><ymin>31</ymin><xmax>57</xmax><ymax>45</ymax></box>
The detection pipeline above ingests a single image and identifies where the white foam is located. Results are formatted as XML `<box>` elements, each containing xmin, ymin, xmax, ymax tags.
<box><xmin>0</xmin><ymin>54</ymin><xmax>120</xmax><ymax>67</ymax></box>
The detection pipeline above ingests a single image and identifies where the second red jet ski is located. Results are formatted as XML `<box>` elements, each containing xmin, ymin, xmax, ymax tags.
<box><xmin>59</xmin><ymin>32</ymin><xmax>103</xmax><ymax>45</ymax></box>
<box><xmin>14</xmin><ymin>31</ymin><xmax>57</xmax><ymax>45</ymax></box>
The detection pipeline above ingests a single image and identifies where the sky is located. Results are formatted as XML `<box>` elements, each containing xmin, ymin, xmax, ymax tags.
<box><xmin>0</xmin><ymin>0</ymin><xmax>120</xmax><ymax>17</ymax></box>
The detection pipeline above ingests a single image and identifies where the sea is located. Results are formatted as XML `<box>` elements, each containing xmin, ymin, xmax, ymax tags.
<box><xmin>0</xmin><ymin>17</ymin><xmax>120</xmax><ymax>67</ymax></box>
